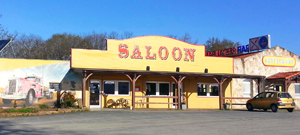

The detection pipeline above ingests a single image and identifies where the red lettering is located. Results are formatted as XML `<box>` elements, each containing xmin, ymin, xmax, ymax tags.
<box><xmin>131</xmin><ymin>45</ymin><xmax>143</xmax><ymax>59</ymax></box>
<box><xmin>145</xmin><ymin>46</ymin><xmax>156</xmax><ymax>60</ymax></box>
<box><xmin>159</xmin><ymin>46</ymin><xmax>169</xmax><ymax>60</ymax></box>
<box><xmin>172</xmin><ymin>47</ymin><xmax>182</xmax><ymax>61</ymax></box>
<box><xmin>184</xmin><ymin>48</ymin><xmax>196</xmax><ymax>62</ymax></box>
<box><xmin>118</xmin><ymin>44</ymin><xmax>129</xmax><ymax>58</ymax></box>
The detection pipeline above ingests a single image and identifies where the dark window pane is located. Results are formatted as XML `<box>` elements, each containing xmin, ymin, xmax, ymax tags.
<box><xmin>278</xmin><ymin>93</ymin><xmax>292</xmax><ymax>98</ymax></box>
<box><xmin>295</xmin><ymin>84</ymin><xmax>300</xmax><ymax>94</ymax></box>
<box><xmin>118</xmin><ymin>82</ymin><xmax>129</xmax><ymax>94</ymax></box>
<box><xmin>146</xmin><ymin>83</ymin><xmax>156</xmax><ymax>95</ymax></box>
<box><xmin>159</xmin><ymin>83</ymin><xmax>169</xmax><ymax>95</ymax></box>
<box><xmin>197</xmin><ymin>84</ymin><xmax>206</xmax><ymax>96</ymax></box>
<box><xmin>104</xmin><ymin>81</ymin><xmax>115</xmax><ymax>94</ymax></box>
<box><xmin>210</xmin><ymin>84</ymin><xmax>219</xmax><ymax>96</ymax></box>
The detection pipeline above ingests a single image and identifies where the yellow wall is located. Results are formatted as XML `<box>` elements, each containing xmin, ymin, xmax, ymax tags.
<box><xmin>0</xmin><ymin>58</ymin><xmax>66</xmax><ymax>71</ymax></box>
<box><xmin>72</xmin><ymin>36</ymin><xmax>233</xmax><ymax>74</ymax></box>
<box><xmin>86</xmin><ymin>74</ymin><xmax>232</xmax><ymax>109</ymax></box>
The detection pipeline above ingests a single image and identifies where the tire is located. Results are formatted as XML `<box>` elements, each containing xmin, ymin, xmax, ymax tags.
<box><xmin>287</xmin><ymin>108</ymin><xmax>294</xmax><ymax>112</ymax></box>
<box><xmin>2</xmin><ymin>99</ymin><xmax>12</xmax><ymax>104</ymax></box>
<box><xmin>271</xmin><ymin>104</ymin><xmax>278</xmax><ymax>112</ymax></box>
<box><xmin>246</xmin><ymin>103</ymin><xmax>253</xmax><ymax>111</ymax></box>
<box><xmin>26</xmin><ymin>90</ymin><xmax>35</xmax><ymax>106</ymax></box>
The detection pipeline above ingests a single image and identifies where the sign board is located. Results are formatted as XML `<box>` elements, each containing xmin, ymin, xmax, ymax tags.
<box><xmin>71</xmin><ymin>36</ymin><xmax>234</xmax><ymax>74</ymax></box>
<box><xmin>262</xmin><ymin>56</ymin><xmax>295</xmax><ymax>67</ymax></box>
<box><xmin>206</xmin><ymin>45</ymin><xmax>249</xmax><ymax>56</ymax></box>
<box><xmin>249</xmin><ymin>35</ymin><xmax>271</xmax><ymax>51</ymax></box>
<box><xmin>0</xmin><ymin>39</ymin><xmax>11</xmax><ymax>52</ymax></box>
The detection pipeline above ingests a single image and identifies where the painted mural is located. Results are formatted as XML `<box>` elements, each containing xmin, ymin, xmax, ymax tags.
<box><xmin>0</xmin><ymin>60</ymin><xmax>82</xmax><ymax>108</ymax></box>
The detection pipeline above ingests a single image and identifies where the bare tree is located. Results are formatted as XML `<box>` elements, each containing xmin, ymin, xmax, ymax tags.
<box><xmin>205</xmin><ymin>37</ymin><xmax>240</xmax><ymax>52</ymax></box>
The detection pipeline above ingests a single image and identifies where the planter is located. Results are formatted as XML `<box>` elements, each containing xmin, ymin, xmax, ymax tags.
<box><xmin>223</xmin><ymin>104</ymin><xmax>231</xmax><ymax>110</ymax></box>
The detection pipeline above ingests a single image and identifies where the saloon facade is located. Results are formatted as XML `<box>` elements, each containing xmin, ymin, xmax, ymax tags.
<box><xmin>1</xmin><ymin>36</ymin><xmax>299</xmax><ymax>110</ymax></box>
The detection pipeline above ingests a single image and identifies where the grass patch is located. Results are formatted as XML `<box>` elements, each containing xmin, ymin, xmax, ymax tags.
<box><xmin>2</xmin><ymin>108</ymin><xmax>39</xmax><ymax>113</ymax></box>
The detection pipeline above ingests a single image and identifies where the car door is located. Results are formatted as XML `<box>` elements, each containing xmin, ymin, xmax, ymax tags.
<box><xmin>251</xmin><ymin>93</ymin><xmax>266</xmax><ymax>109</ymax></box>
<box><xmin>261</xmin><ymin>92</ymin><xmax>274</xmax><ymax>109</ymax></box>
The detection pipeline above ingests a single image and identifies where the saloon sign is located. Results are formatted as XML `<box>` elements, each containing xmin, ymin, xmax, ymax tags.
<box><xmin>118</xmin><ymin>44</ymin><xmax>196</xmax><ymax>62</ymax></box>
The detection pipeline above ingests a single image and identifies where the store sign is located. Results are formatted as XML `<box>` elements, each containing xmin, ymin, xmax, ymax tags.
<box><xmin>118</xmin><ymin>44</ymin><xmax>196</xmax><ymax>62</ymax></box>
<box><xmin>206</xmin><ymin>45</ymin><xmax>249</xmax><ymax>56</ymax></box>
<box><xmin>262</xmin><ymin>56</ymin><xmax>296</xmax><ymax>67</ymax></box>
<box><xmin>249</xmin><ymin>35</ymin><xmax>271</xmax><ymax>51</ymax></box>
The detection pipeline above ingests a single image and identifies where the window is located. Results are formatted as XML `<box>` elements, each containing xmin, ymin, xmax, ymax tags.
<box><xmin>243</xmin><ymin>79</ymin><xmax>251</xmax><ymax>97</ymax></box>
<box><xmin>146</xmin><ymin>82</ymin><xmax>170</xmax><ymax>96</ymax></box>
<box><xmin>49</xmin><ymin>83</ymin><xmax>61</xmax><ymax>91</ymax></box>
<box><xmin>103</xmin><ymin>81</ymin><xmax>130</xmax><ymax>95</ymax></box>
<box><xmin>197</xmin><ymin>83</ymin><xmax>219</xmax><ymax>96</ymax></box>
<box><xmin>295</xmin><ymin>83</ymin><xmax>300</xmax><ymax>97</ymax></box>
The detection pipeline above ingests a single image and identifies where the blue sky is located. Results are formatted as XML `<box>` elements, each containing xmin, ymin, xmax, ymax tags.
<box><xmin>1</xmin><ymin>0</ymin><xmax>300</xmax><ymax>55</ymax></box>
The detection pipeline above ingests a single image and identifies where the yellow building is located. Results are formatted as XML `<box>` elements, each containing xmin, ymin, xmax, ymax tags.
<box><xmin>71</xmin><ymin>36</ymin><xmax>264</xmax><ymax>109</ymax></box>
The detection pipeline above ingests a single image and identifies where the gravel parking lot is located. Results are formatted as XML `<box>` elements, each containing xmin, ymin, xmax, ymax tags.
<box><xmin>1</xmin><ymin>109</ymin><xmax>300</xmax><ymax>135</ymax></box>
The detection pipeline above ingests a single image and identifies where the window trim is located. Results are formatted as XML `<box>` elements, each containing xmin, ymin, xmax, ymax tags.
<box><xmin>145</xmin><ymin>81</ymin><xmax>170</xmax><ymax>96</ymax></box>
<box><xmin>197</xmin><ymin>82</ymin><xmax>219</xmax><ymax>97</ymax></box>
<box><xmin>103</xmin><ymin>80</ymin><xmax>130</xmax><ymax>96</ymax></box>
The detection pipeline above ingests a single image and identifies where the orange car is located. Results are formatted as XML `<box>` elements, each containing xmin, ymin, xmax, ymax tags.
<box><xmin>246</xmin><ymin>91</ymin><xmax>295</xmax><ymax>112</ymax></box>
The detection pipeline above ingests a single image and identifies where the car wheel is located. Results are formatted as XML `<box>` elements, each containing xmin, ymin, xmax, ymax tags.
<box><xmin>2</xmin><ymin>99</ymin><xmax>12</xmax><ymax>104</ymax></box>
<box><xmin>271</xmin><ymin>104</ymin><xmax>278</xmax><ymax>112</ymax></box>
<box><xmin>247</xmin><ymin>103</ymin><xmax>253</xmax><ymax>111</ymax></box>
<box><xmin>263</xmin><ymin>109</ymin><xmax>268</xmax><ymax>112</ymax></box>
<box><xmin>26</xmin><ymin>90</ymin><xmax>34</xmax><ymax>106</ymax></box>
<box><xmin>287</xmin><ymin>108</ymin><xmax>294</xmax><ymax>112</ymax></box>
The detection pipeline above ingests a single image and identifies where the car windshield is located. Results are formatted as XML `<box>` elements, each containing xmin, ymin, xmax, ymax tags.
<box><xmin>25</xmin><ymin>77</ymin><xmax>36</xmax><ymax>81</ymax></box>
<box><xmin>278</xmin><ymin>93</ymin><xmax>292</xmax><ymax>98</ymax></box>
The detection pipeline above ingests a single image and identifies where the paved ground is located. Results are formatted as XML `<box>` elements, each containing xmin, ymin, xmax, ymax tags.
<box><xmin>1</xmin><ymin>109</ymin><xmax>300</xmax><ymax>135</ymax></box>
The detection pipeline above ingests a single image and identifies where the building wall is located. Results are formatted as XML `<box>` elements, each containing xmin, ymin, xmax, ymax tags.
<box><xmin>232</xmin><ymin>46</ymin><xmax>300</xmax><ymax>109</ymax></box>
<box><xmin>86</xmin><ymin>74</ymin><xmax>232</xmax><ymax>109</ymax></box>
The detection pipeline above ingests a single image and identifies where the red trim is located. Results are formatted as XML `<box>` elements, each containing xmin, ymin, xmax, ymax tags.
<box><xmin>262</xmin><ymin>56</ymin><xmax>296</xmax><ymax>67</ymax></box>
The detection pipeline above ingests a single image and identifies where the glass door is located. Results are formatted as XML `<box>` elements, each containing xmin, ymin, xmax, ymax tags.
<box><xmin>90</xmin><ymin>80</ymin><xmax>101</xmax><ymax>108</ymax></box>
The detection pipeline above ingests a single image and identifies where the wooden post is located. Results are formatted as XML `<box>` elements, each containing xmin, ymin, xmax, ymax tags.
<box><xmin>82</xmin><ymin>71</ymin><xmax>93</xmax><ymax>108</ymax></box>
<box><xmin>126</xmin><ymin>74</ymin><xmax>141</xmax><ymax>110</ymax></box>
<box><xmin>171</xmin><ymin>75</ymin><xmax>186</xmax><ymax>110</ymax></box>
<box><xmin>214</xmin><ymin>77</ymin><xmax>227</xmax><ymax>110</ymax></box>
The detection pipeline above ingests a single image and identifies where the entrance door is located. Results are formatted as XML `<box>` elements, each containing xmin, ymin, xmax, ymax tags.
<box><xmin>90</xmin><ymin>80</ymin><xmax>101</xmax><ymax>108</ymax></box>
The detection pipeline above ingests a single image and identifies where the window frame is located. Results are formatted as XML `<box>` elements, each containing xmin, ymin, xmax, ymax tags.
<box><xmin>197</xmin><ymin>82</ymin><xmax>219</xmax><ymax>97</ymax></box>
<box><xmin>145</xmin><ymin>81</ymin><xmax>170</xmax><ymax>96</ymax></box>
<box><xmin>295</xmin><ymin>83</ymin><xmax>300</xmax><ymax>97</ymax></box>
<box><xmin>103</xmin><ymin>80</ymin><xmax>130</xmax><ymax>96</ymax></box>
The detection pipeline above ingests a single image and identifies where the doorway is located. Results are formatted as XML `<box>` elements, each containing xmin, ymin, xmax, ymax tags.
<box><xmin>172</xmin><ymin>83</ymin><xmax>183</xmax><ymax>108</ymax></box>
<box><xmin>90</xmin><ymin>80</ymin><xmax>101</xmax><ymax>108</ymax></box>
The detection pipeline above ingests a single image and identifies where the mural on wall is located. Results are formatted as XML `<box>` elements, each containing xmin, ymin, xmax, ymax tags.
<box><xmin>0</xmin><ymin>62</ymin><xmax>82</xmax><ymax>107</ymax></box>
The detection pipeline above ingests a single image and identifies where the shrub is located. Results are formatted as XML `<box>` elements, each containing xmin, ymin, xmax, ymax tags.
<box><xmin>39</xmin><ymin>104</ymin><xmax>50</xmax><ymax>109</ymax></box>
<box><xmin>60</xmin><ymin>91</ymin><xmax>77</xmax><ymax>108</ymax></box>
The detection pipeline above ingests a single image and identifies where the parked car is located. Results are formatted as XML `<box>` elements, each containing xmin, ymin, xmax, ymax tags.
<box><xmin>246</xmin><ymin>91</ymin><xmax>295</xmax><ymax>112</ymax></box>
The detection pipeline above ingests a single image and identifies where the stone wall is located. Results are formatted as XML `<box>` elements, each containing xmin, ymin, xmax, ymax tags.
<box><xmin>232</xmin><ymin>46</ymin><xmax>300</xmax><ymax>109</ymax></box>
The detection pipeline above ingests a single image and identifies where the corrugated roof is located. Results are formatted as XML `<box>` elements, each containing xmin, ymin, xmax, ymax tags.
<box><xmin>267</xmin><ymin>71</ymin><xmax>300</xmax><ymax>80</ymax></box>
